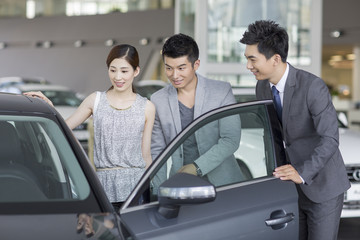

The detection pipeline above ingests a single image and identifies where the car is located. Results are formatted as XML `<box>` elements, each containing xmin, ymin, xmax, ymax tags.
<box><xmin>0</xmin><ymin>76</ymin><xmax>49</xmax><ymax>93</ymax></box>
<box><xmin>134</xmin><ymin>79</ymin><xmax>169</xmax><ymax>99</ymax></box>
<box><xmin>337</xmin><ymin>112</ymin><xmax>360</xmax><ymax>218</ymax></box>
<box><xmin>0</xmin><ymin>83</ymin><xmax>89</xmax><ymax>152</ymax></box>
<box><xmin>232</xmin><ymin>87</ymin><xmax>360</xmax><ymax>218</ymax></box>
<box><xmin>232</xmin><ymin>87</ymin><xmax>257</xmax><ymax>103</ymax></box>
<box><xmin>0</xmin><ymin>93</ymin><xmax>118</xmax><ymax>239</ymax></box>
<box><xmin>0</xmin><ymin>92</ymin><xmax>298</xmax><ymax>239</ymax></box>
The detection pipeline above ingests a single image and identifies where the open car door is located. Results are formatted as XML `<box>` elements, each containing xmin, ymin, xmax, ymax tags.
<box><xmin>119</xmin><ymin>100</ymin><xmax>298</xmax><ymax>240</ymax></box>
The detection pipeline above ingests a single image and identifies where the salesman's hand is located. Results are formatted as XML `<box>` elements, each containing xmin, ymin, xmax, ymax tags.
<box><xmin>273</xmin><ymin>164</ymin><xmax>303</xmax><ymax>184</ymax></box>
<box><xmin>178</xmin><ymin>164</ymin><xmax>197</xmax><ymax>175</ymax></box>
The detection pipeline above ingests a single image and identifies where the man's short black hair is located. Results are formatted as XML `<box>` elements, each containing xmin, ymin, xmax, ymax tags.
<box><xmin>162</xmin><ymin>33</ymin><xmax>199</xmax><ymax>66</ymax></box>
<box><xmin>240</xmin><ymin>20</ymin><xmax>288</xmax><ymax>62</ymax></box>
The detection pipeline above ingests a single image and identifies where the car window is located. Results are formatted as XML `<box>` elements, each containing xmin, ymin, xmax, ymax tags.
<box><xmin>147</xmin><ymin>104</ymin><xmax>275</xmax><ymax>203</ymax></box>
<box><xmin>0</xmin><ymin>115</ymin><xmax>90</xmax><ymax>203</ymax></box>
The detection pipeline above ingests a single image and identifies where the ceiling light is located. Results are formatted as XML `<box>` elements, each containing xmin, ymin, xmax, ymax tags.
<box><xmin>74</xmin><ymin>40</ymin><xmax>86</xmax><ymax>48</ymax></box>
<box><xmin>139</xmin><ymin>38</ymin><xmax>149</xmax><ymax>46</ymax></box>
<box><xmin>346</xmin><ymin>54</ymin><xmax>355</xmax><ymax>61</ymax></box>
<box><xmin>34</xmin><ymin>41</ymin><xmax>53</xmax><ymax>48</ymax></box>
<box><xmin>104</xmin><ymin>39</ymin><xmax>116</xmax><ymax>47</ymax></box>
<box><xmin>330</xmin><ymin>55</ymin><xmax>343</xmax><ymax>61</ymax></box>
<box><xmin>330</xmin><ymin>30</ymin><xmax>344</xmax><ymax>38</ymax></box>
<box><xmin>0</xmin><ymin>42</ymin><xmax>7</xmax><ymax>49</ymax></box>
<box><xmin>42</xmin><ymin>41</ymin><xmax>53</xmax><ymax>48</ymax></box>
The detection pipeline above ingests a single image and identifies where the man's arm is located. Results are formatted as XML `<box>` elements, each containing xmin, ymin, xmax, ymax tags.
<box><xmin>150</xmin><ymin>103</ymin><xmax>167</xmax><ymax>161</ymax></box>
<box><xmin>297</xmin><ymin>78</ymin><xmax>340</xmax><ymax>185</ymax></box>
<box><xmin>179</xmin><ymin>85</ymin><xmax>241</xmax><ymax>176</ymax></box>
<box><xmin>149</xmin><ymin>95</ymin><xmax>169</xmax><ymax>193</ymax></box>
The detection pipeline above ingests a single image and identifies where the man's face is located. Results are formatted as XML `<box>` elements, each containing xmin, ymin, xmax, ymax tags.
<box><xmin>164</xmin><ymin>55</ymin><xmax>199</xmax><ymax>90</ymax></box>
<box><xmin>244</xmin><ymin>44</ymin><xmax>277</xmax><ymax>81</ymax></box>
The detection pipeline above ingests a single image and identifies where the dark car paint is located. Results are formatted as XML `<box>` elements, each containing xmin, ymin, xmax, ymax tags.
<box><xmin>0</xmin><ymin>94</ymin><xmax>113</xmax><ymax>213</ymax></box>
<box><xmin>120</xmin><ymin>100</ymin><xmax>298</xmax><ymax>239</ymax></box>
<box><xmin>0</xmin><ymin>93</ymin><xmax>298</xmax><ymax>239</ymax></box>
<box><xmin>0</xmin><ymin>213</ymin><xmax>122</xmax><ymax>240</ymax></box>
<box><xmin>0</xmin><ymin>93</ymin><xmax>120</xmax><ymax>238</ymax></box>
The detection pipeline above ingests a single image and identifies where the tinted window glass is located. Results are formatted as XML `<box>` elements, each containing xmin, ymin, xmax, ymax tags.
<box><xmin>149</xmin><ymin>104</ymin><xmax>275</xmax><ymax>202</ymax></box>
<box><xmin>0</xmin><ymin>115</ymin><xmax>90</xmax><ymax>203</ymax></box>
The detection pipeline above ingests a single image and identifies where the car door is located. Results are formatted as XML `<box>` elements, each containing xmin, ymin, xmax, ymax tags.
<box><xmin>119</xmin><ymin>100</ymin><xmax>298</xmax><ymax>240</ymax></box>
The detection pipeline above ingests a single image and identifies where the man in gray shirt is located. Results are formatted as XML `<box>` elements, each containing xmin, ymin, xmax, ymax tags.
<box><xmin>151</xmin><ymin>33</ymin><xmax>243</xmax><ymax>187</ymax></box>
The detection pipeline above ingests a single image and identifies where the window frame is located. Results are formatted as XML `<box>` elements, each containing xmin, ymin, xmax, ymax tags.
<box><xmin>124</xmin><ymin>100</ymin><xmax>285</xmax><ymax>208</ymax></box>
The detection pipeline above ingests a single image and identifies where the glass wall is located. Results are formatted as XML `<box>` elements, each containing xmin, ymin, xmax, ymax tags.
<box><xmin>0</xmin><ymin>0</ymin><xmax>174</xmax><ymax>19</ymax></box>
<box><xmin>207</xmin><ymin>0</ymin><xmax>311</xmax><ymax>65</ymax></box>
<box><xmin>176</xmin><ymin>0</ymin><xmax>320</xmax><ymax>88</ymax></box>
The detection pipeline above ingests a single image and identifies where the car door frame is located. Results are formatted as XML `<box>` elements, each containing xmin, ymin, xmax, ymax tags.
<box><xmin>119</xmin><ymin>100</ymin><xmax>298</xmax><ymax>240</ymax></box>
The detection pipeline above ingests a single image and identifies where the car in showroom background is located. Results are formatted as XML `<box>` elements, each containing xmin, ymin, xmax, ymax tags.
<box><xmin>0</xmin><ymin>81</ymin><xmax>89</xmax><ymax>152</ymax></box>
<box><xmin>0</xmin><ymin>92</ymin><xmax>298</xmax><ymax>239</ymax></box>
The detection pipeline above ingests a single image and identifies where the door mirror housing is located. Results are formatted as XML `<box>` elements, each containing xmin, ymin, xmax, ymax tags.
<box><xmin>158</xmin><ymin>173</ymin><xmax>216</xmax><ymax>219</ymax></box>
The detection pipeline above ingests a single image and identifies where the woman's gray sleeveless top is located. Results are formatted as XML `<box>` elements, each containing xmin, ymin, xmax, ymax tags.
<box><xmin>93</xmin><ymin>91</ymin><xmax>147</xmax><ymax>202</ymax></box>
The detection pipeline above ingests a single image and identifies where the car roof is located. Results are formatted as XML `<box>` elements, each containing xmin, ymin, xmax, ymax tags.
<box><xmin>15</xmin><ymin>83</ymin><xmax>71</xmax><ymax>92</ymax></box>
<box><xmin>232</xmin><ymin>87</ymin><xmax>256</xmax><ymax>95</ymax></box>
<box><xmin>0</xmin><ymin>92</ymin><xmax>54</xmax><ymax>115</ymax></box>
<box><xmin>135</xmin><ymin>79</ymin><xmax>169</xmax><ymax>87</ymax></box>
<box><xmin>0</xmin><ymin>76</ymin><xmax>48</xmax><ymax>84</ymax></box>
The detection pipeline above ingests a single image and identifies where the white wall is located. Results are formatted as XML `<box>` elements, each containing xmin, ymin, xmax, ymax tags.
<box><xmin>0</xmin><ymin>9</ymin><xmax>174</xmax><ymax>95</ymax></box>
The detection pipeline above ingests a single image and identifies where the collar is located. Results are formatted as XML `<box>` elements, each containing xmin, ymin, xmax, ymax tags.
<box><xmin>270</xmin><ymin>63</ymin><xmax>289</xmax><ymax>93</ymax></box>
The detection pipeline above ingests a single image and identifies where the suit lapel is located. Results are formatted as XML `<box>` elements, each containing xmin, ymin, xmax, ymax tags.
<box><xmin>168</xmin><ymin>86</ymin><xmax>182</xmax><ymax>134</ymax></box>
<box><xmin>282</xmin><ymin>64</ymin><xmax>296</xmax><ymax>131</ymax></box>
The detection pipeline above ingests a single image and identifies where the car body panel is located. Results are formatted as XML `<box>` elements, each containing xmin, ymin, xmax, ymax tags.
<box><xmin>1</xmin><ymin>93</ymin><xmax>298</xmax><ymax>239</ymax></box>
<box><xmin>120</xmin><ymin>100</ymin><xmax>298</xmax><ymax>239</ymax></box>
<box><xmin>0</xmin><ymin>213</ymin><xmax>122</xmax><ymax>240</ymax></box>
<box><xmin>121</xmin><ymin>179</ymin><xmax>298</xmax><ymax>240</ymax></box>
<box><xmin>339</xmin><ymin>128</ymin><xmax>360</xmax><ymax>165</ymax></box>
<box><xmin>339</xmin><ymin>126</ymin><xmax>360</xmax><ymax>217</ymax></box>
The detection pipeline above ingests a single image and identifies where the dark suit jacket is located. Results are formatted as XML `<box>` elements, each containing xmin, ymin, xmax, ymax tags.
<box><xmin>256</xmin><ymin>64</ymin><xmax>350</xmax><ymax>203</ymax></box>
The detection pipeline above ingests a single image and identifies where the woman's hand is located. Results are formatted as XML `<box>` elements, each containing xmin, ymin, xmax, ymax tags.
<box><xmin>23</xmin><ymin>91</ymin><xmax>54</xmax><ymax>107</ymax></box>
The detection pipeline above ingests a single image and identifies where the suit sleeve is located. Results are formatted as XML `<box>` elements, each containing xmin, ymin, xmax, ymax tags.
<box><xmin>149</xmin><ymin>95</ymin><xmax>168</xmax><ymax>192</ymax></box>
<box><xmin>150</xmin><ymin>96</ymin><xmax>167</xmax><ymax>161</ymax></box>
<box><xmin>296</xmin><ymin>78</ymin><xmax>340</xmax><ymax>185</ymax></box>
<box><xmin>221</xmin><ymin>83</ymin><xmax>237</xmax><ymax>105</ymax></box>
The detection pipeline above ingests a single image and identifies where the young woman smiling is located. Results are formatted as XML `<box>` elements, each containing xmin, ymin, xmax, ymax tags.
<box><xmin>24</xmin><ymin>44</ymin><xmax>155</xmax><ymax>211</ymax></box>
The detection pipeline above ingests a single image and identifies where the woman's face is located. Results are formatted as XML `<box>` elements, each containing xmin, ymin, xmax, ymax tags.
<box><xmin>108</xmin><ymin>58</ymin><xmax>139</xmax><ymax>92</ymax></box>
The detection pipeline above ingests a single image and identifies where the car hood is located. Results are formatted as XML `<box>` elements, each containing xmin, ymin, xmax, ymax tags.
<box><xmin>0</xmin><ymin>213</ymin><xmax>122</xmax><ymax>240</ymax></box>
<box><xmin>339</xmin><ymin>127</ymin><xmax>360</xmax><ymax>165</ymax></box>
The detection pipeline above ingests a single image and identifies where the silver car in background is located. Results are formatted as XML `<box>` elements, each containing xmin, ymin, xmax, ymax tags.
<box><xmin>0</xmin><ymin>83</ymin><xmax>89</xmax><ymax>152</ymax></box>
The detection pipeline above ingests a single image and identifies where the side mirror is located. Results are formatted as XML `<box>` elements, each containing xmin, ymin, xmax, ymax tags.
<box><xmin>158</xmin><ymin>173</ymin><xmax>216</xmax><ymax>219</ymax></box>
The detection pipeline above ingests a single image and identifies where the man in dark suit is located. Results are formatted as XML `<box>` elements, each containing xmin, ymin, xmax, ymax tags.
<box><xmin>240</xmin><ymin>20</ymin><xmax>350</xmax><ymax>240</ymax></box>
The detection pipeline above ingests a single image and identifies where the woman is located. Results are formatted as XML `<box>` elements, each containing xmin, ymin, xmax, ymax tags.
<box><xmin>25</xmin><ymin>44</ymin><xmax>155</xmax><ymax>211</ymax></box>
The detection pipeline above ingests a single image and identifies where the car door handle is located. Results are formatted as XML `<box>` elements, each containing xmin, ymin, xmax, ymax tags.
<box><xmin>265</xmin><ymin>210</ymin><xmax>295</xmax><ymax>230</ymax></box>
